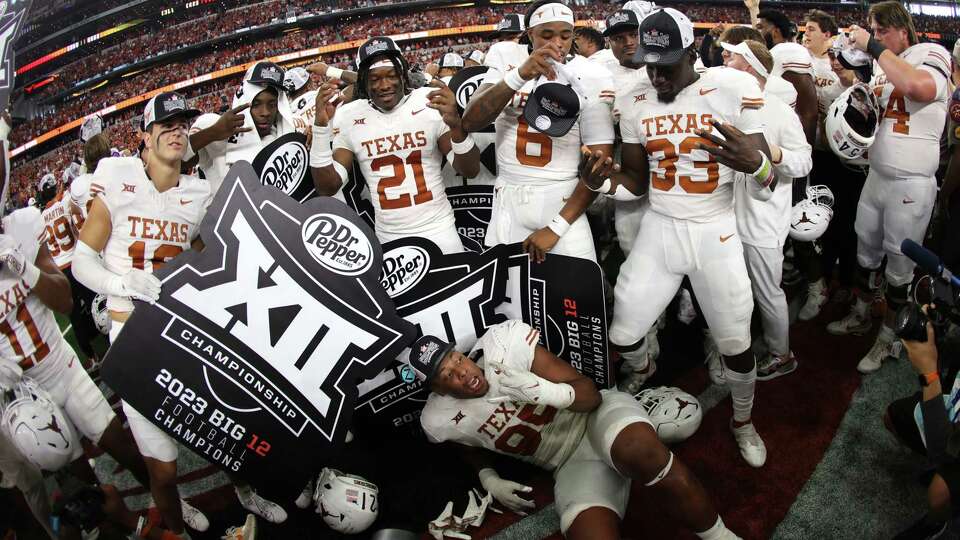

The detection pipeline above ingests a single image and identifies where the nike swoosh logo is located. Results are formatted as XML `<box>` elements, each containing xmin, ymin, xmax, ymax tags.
<box><xmin>902</xmin><ymin>199</ymin><xmax>914</xmax><ymax>204</ymax></box>
<box><xmin>180</xmin><ymin>199</ymin><xmax>191</xmax><ymax>205</ymax></box>
<box><xmin>562</xmin><ymin>196</ymin><xmax>571</xmax><ymax>202</ymax></box>
<box><xmin>412</xmin><ymin>108</ymin><xmax>426</xmax><ymax>115</ymax></box>
<box><xmin>720</xmin><ymin>234</ymin><xmax>735</xmax><ymax>243</ymax></box>
<box><xmin>700</xmin><ymin>88</ymin><xmax>717</xmax><ymax>95</ymax></box>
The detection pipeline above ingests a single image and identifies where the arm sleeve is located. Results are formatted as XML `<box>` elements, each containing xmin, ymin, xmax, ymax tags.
<box><xmin>619</xmin><ymin>108</ymin><xmax>643</xmax><ymax>144</ymax></box>
<box><xmin>772</xmin><ymin>106</ymin><xmax>813</xmax><ymax>178</ymax></box>
<box><xmin>580</xmin><ymin>100</ymin><xmax>616</xmax><ymax>146</ymax></box>
<box><xmin>482</xmin><ymin>45</ymin><xmax>507</xmax><ymax>85</ymax></box>
<box><xmin>735</xmin><ymin>77</ymin><xmax>766</xmax><ymax>136</ymax></box>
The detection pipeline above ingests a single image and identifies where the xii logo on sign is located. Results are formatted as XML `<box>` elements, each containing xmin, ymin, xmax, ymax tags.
<box><xmin>153</xmin><ymin>164</ymin><xmax>414</xmax><ymax>444</ymax></box>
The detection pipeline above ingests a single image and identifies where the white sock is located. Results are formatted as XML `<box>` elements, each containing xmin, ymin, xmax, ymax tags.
<box><xmin>696</xmin><ymin>516</ymin><xmax>741</xmax><ymax>540</ymax></box>
<box><xmin>620</xmin><ymin>338</ymin><xmax>649</xmax><ymax>371</ymax></box>
<box><xmin>725</xmin><ymin>361</ymin><xmax>756</xmax><ymax>423</ymax></box>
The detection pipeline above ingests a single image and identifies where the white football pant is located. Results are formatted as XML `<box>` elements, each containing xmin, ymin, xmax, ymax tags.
<box><xmin>743</xmin><ymin>244</ymin><xmax>788</xmax><ymax>356</ymax></box>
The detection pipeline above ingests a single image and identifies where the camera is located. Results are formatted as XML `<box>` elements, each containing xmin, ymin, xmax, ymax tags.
<box><xmin>894</xmin><ymin>241</ymin><xmax>960</xmax><ymax>343</ymax></box>
<box><xmin>52</xmin><ymin>484</ymin><xmax>106</xmax><ymax>533</ymax></box>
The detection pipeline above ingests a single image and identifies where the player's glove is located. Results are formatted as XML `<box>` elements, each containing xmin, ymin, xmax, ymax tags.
<box><xmin>486</xmin><ymin>365</ymin><xmax>575</xmax><ymax>409</ymax></box>
<box><xmin>0</xmin><ymin>234</ymin><xmax>40</xmax><ymax>288</ymax></box>
<box><xmin>110</xmin><ymin>269</ymin><xmax>162</xmax><ymax>304</ymax></box>
<box><xmin>478</xmin><ymin>468</ymin><xmax>534</xmax><ymax>515</ymax></box>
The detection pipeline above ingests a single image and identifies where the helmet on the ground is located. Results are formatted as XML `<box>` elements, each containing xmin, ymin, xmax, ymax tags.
<box><xmin>313</xmin><ymin>467</ymin><xmax>379</xmax><ymax>533</ymax></box>
<box><xmin>635</xmin><ymin>386</ymin><xmax>702</xmax><ymax>443</ymax></box>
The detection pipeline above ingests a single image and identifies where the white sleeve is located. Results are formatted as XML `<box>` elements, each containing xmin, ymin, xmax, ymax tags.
<box><xmin>772</xmin><ymin>106</ymin><xmax>813</xmax><ymax>179</ymax></box>
<box><xmin>330</xmin><ymin>113</ymin><xmax>352</xmax><ymax>153</ymax></box>
<box><xmin>494</xmin><ymin>320</ymin><xmax>540</xmax><ymax>372</ymax></box>
<box><xmin>580</xmin><ymin>100</ymin><xmax>616</xmax><ymax>146</ymax></box>
<box><xmin>735</xmin><ymin>78</ymin><xmax>765</xmax><ymax>135</ymax></box>
<box><xmin>918</xmin><ymin>47</ymin><xmax>951</xmax><ymax>101</ymax></box>
<box><xmin>739</xmin><ymin>172</ymin><xmax>773</xmax><ymax>202</ymax></box>
<box><xmin>777</xmin><ymin>46</ymin><xmax>813</xmax><ymax>77</ymax></box>
<box><xmin>482</xmin><ymin>45</ymin><xmax>507</xmax><ymax>85</ymax></box>
<box><xmin>90</xmin><ymin>160</ymin><xmax>125</xmax><ymax>218</ymax></box>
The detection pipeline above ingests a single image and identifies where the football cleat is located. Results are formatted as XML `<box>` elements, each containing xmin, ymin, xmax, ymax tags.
<box><xmin>181</xmin><ymin>499</ymin><xmax>210</xmax><ymax>532</ymax></box>
<box><xmin>827</xmin><ymin>298</ymin><xmax>872</xmax><ymax>336</ymax></box>
<box><xmin>236</xmin><ymin>488</ymin><xmax>287</xmax><ymax>524</ymax></box>
<box><xmin>221</xmin><ymin>514</ymin><xmax>257</xmax><ymax>540</ymax></box>
<box><xmin>857</xmin><ymin>326</ymin><xmax>897</xmax><ymax>374</ymax></box>
<box><xmin>798</xmin><ymin>279</ymin><xmax>828</xmax><ymax>321</ymax></box>
<box><xmin>730</xmin><ymin>420</ymin><xmax>767</xmax><ymax>468</ymax></box>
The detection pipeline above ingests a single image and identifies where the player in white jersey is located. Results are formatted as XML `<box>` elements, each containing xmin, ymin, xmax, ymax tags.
<box><xmin>0</xmin><ymin>206</ymin><xmax>157</xmax><ymax>539</ymax></box>
<box><xmin>310</xmin><ymin>36</ymin><xmax>481</xmax><ymax>253</ymax></box>
<box><xmin>722</xmin><ymin>40</ymin><xmax>813</xmax><ymax>381</ymax></box>
<box><xmin>283</xmin><ymin>66</ymin><xmax>318</xmax><ymax>134</ymax></box>
<box><xmin>797</xmin><ymin>10</ymin><xmax>867</xmax><ymax>321</ymax></box>
<box><xmin>69</xmin><ymin>133</ymin><xmax>113</xmax><ymax>225</ymax></box>
<box><xmin>591</xmin><ymin>9</ymin><xmax>774</xmax><ymax>467</ymax></box>
<box><xmin>753</xmin><ymin>7</ymin><xmax>817</xmax><ymax>143</ymax></box>
<box><xmin>414</xmin><ymin>320</ymin><xmax>740</xmax><ymax>540</ymax></box>
<box><xmin>827</xmin><ymin>2</ymin><xmax>951</xmax><ymax>374</ymax></box>
<box><xmin>575</xmin><ymin>26</ymin><xmax>618</xmax><ymax>73</ymax></box>
<box><xmin>189</xmin><ymin>61</ymin><xmax>297</xmax><ymax>197</ymax></box>
<box><xmin>74</xmin><ymin>92</ymin><xmax>287</xmax><ymax>536</ymax></box>
<box><xmin>464</xmin><ymin>0</ymin><xmax>615</xmax><ymax>263</ymax></box>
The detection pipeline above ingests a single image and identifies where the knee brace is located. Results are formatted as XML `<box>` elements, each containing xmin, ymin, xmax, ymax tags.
<box><xmin>643</xmin><ymin>451</ymin><xmax>674</xmax><ymax>487</ymax></box>
<box><xmin>886</xmin><ymin>282</ymin><xmax>910</xmax><ymax>314</ymax></box>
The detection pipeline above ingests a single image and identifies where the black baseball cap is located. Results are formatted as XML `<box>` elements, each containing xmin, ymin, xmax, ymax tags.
<box><xmin>247</xmin><ymin>61</ymin><xmax>286</xmax><ymax>89</ymax></box>
<box><xmin>142</xmin><ymin>91</ymin><xmax>200</xmax><ymax>130</ymax></box>
<box><xmin>490</xmin><ymin>13</ymin><xmax>525</xmax><ymax>38</ymax></box>
<box><xmin>357</xmin><ymin>36</ymin><xmax>404</xmax><ymax>69</ymax></box>
<box><xmin>603</xmin><ymin>9</ymin><xmax>640</xmax><ymax>37</ymax></box>
<box><xmin>523</xmin><ymin>81</ymin><xmax>581</xmax><ymax>137</ymax></box>
<box><xmin>409</xmin><ymin>335</ymin><xmax>456</xmax><ymax>382</ymax></box>
<box><xmin>633</xmin><ymin>7</ymin><xmax>695</xmax><ymax>66</ymax></box>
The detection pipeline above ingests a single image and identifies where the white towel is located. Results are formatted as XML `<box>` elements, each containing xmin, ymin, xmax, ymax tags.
<box><xmin>225</xmin><ymin>64</ymin><xmax>298</xmax><ymax>166</ymax></box>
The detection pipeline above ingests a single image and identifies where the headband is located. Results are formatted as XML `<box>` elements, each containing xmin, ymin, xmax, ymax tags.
<box><xmin>529</xmin><ymin>3</ymin><xmax>574</xmax><ymax>27</ymax></box>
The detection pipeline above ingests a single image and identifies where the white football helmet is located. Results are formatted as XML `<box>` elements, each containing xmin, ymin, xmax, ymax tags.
<box><xmin>91</xmin><ymin>293</ymin><xmax>111</xmax><ymax>335</ymax></box>
<box><xmin>1</xmin><ymin>378</ymin><xmax>79</xmax><ymax>471</ymax></box>
<box><xmin>635</xmin><ymin>386</ymin><xmax>702</xmax><ymax>444</ymax></box>
<box><xmin>790</xmin><ymin>185</ymin><xmax>835</xmax><ymax>241</ymax></box>
<box><xmin>826</xmin><ymin>83</ymin><xmax>879</xmax><ymax>162</ymax></box>
<box><xmin>313</xmin><ymin>468</ymin><xmax>379</xmax><ymax>534</ymax></box>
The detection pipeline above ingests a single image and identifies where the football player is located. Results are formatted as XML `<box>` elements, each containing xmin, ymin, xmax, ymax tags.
<box><xmin>463</xmin><ymin>0</ymin><xmax>615</xmax><ymax>262</ymax></box>
<box><xmin>489</xmin><ymin>13</ymin><xmax>525</xmax><ymax>44</ymax></box>
<box><xmin>827</xmin><ymin>2</ymin><xmax>952</xmax><ymax>374</ymax></box>
<box><xmin>575</xmin><ymin>26</ymin><xmax>617</xmax><ymax>71</ymax></box>
<box><xmin>798</xmin><ymin>10</ymin><xmax>863</xmax><ymax>322</ymax></box>
<box><xmin>284</xmin><ymin>66</ymin><xmax>318</xmax><ymax>133</ymax></box>
<box><xmin>591</xmin><ymin>8</ymin><xmax>773</xmax><ymax>466</ymax></box>
<box><xmin>438</xmin><ymin>52</ymin><xmax>464</xmax><ymax>84</ymax></box>
<box><xmin>722</xmin><ymin>39</ymin><xmax>813</xmax><ymax>380</ymax></box>
<box><xmin>751</xmin><ymin>5</ymin><xmax>817</xmax><ymax>143</ymax></box>
<box><xmin>309</xmin><ymin>36</ymin><xmax>481</xmax><ymax>253</ymax></box>
<box><xmin>74</xmin><ymin>92</ymin><xmax>287</xmax><ymax>537</ymax></box>
<box><xmin>39</xmin><ymin>175</ymin><xmax>101</xmax><ymax>369</ymax></box>
<box><xmin>464</xmin><ymin>50</ymin><xmax>486</xmax><ymax>67</ymax></box>
<box><xmin>414</xmin><ymin>320</ymin><xmax>741</xmax><ymax>540</ymax></box>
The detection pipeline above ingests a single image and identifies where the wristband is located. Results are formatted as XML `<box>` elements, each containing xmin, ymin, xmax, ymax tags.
<box><xmin>587</xmin><ymin>178</ymin><xmax>612</xmax><ymax>194</ymax></box>
<box><xmin>919</xmin><ymin>371</ymin><xmax>939</xmax><ymax>387</ymax></box>
<box><xmin>751</xmin><ymin>151</ymin><xmax>774</xmax><ymax>189</ymax></box>
<box><xmin>450</xmin><ymin>135</ymin><xmax>476</xmax><ymax>155</ymax></box>
<box><xmin>866</xmin><ymin>36</ymin><xmax>887</xmax><ymax>60</ymax></box>
<box><xmin>326</xmin><ymin>66</ymin><xmax>344</xmax><ymax>80</ymax></box>
<box><xmin>21</xmin><ymin>262</ymin><xmax>40</xmax><ymax>289</ymax></box>
<box><xmin>547</xmin><ymin>215</ymin><xmax>571</xmax><ymax>237</ymax></box>
<box><xmin>504</xmin><ymin>68</ymin><xmax>527</xmax><ymax>92</ymax></box>
<box><xmin>310</xmin><ymin>125</ymin><xmax>333</xmax><ymax>168</ymax></box>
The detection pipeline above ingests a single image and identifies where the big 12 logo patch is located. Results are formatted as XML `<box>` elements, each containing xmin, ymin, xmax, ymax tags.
<box><xmin>102</xmin><ymin>163</ymin><xmax>415</xmax><ymax>487</ymax></box>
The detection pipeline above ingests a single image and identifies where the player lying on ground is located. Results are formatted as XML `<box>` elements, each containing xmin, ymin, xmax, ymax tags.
<box><xmin>413</xmin><ymin>320</ymin><xmax>741</xmax><ymax>540</ymax></box>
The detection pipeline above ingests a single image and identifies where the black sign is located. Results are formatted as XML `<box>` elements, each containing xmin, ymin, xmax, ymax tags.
<box><xmin>250</xmin><ymin>132</ymin><xmax>313</xmax><ymax>202</ymax></box>
<box><xmin>353</xmin><ymin>237</ymin><xmax>610</xmax><ymax>434</ymax></box>
<box><xmin>447</xmin><ymin>65</ymin><xmax>494</xmax><ymax>133</ymax></box>
<box><xmin>102</xmin><ymin>163</ymin><xmax>416</xmax><ymax>487</ymax></box>
<box><xmin>446</xmin><ymin>185</ymin><xmax>493</xmax><ymax>253</ymax></box>
<box><xmin>0</xmin><ymin>0</ymin><xmax>32</xmax><ymax>210</ymax></box>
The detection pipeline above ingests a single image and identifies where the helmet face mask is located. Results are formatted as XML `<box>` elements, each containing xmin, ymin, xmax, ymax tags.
<box><xmin>790</xmin><ymin>185</ymin><xmax>835</xmax><ymax>242</ymax></box>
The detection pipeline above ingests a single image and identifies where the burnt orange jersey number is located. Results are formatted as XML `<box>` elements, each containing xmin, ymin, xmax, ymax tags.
<box><xmin>372</xmin><ymin>151</ymin><xmax>433</xmax><ymax>210</ymax></box>
<box><xmin>646</xmin><ymin>136</ymin><xmax>720</xmax><ymax>193</ymax></box>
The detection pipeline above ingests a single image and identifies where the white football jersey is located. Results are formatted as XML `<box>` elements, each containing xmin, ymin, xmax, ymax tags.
<box><xmin>191</xmin><ymin>113</ymin><xmax>231</xmax><ymax>196</ymax></box>
<box><xmin>810</xmin><ymin>54</ymin><xmax>843</xmax><ymax>150</ymax></box>
<box><xmin>290</xmin><ymin>89</ymin><xmax>319</xmax><ymax>133</ymax></box>
<box><xmin>585</xmin><ymin>48</ymin><xmax>619</xmax><ymax>74</ymax></box>
<box><xmin>92</xmin><ymin>157</ymin><xmax>211</xmax><ymax>313</ymax></box>
<box><xmin>331</xmin><ymin>87</ymin><xmax>457</xmax><ymax>238</ymax></box>
<box><xmin>421</xmin><ymin>320</ymin><xmax>588</xmax><ymax>471</ymax></box>
<box><xmin>41</xmin><ymin>193</ymin><xmax>77</xmax><ymax>269</ymax></box>
<box><xmin>484</xmin><ymin>47</ymin><xmax>615</xmax><ymax>184</ymax></box>
<box><xmin>611</xmin><ymin>63</ymin><xmax>650</xmax><ymax>125</ymax></box>
<box><xmin>70</xmin><ymin>173</ymin><xmax>93</xmax><ymax>224</ymax></box>
<box><xmin>766</xmin><ymin>75</ymin><xmax>798</xmax><ymax>111</ymax></box>
<box><xmin>770</xmin><ymin>42</ymin><xmax>814</xmax><ymax>79</ymax></box>
<box><xmin>620</xmin><ymin>67</ymin><xmax>765</xmax><ymax>222</ymax></box>
<box><xmin>0</xmin><ymin>208</ymin><xmax>72</xmax><ymax>374</ymax></box>
<box><xmin>870</xmin><ymin>42</ymin><xmax>950</xmax><ymax>178</ymax></box>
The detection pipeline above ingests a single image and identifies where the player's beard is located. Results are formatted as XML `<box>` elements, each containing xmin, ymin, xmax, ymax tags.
<box><xmin>764</xmin><ymin>33</ymin><xmax>775</xmax><ymax>50</ymax></box>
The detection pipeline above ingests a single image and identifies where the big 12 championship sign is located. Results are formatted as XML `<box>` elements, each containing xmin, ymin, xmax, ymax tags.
<box><xmin>353</xmin><ymin>237</ymin><xmax>611</xmax><ymax>434</ymax></box>
<box><xmin>102</xmin><ymin>163</ymin><xmax>415</xmax><ymax>486</ymax></box>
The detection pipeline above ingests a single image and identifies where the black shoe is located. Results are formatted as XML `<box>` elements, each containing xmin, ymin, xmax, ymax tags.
<box><xmin>893</xmin><ymin>514</ymin><xmax>947</xmax><ymax>540</ymax></box>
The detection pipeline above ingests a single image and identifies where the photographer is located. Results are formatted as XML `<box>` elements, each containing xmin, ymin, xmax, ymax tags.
<box><xmin>884</xmin><ymin>305</ymin><xmax>958</xmax><ymax>539</ymax></box>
